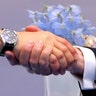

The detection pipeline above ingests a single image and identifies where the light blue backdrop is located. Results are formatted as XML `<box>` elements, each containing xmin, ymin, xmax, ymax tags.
<box><xmin>0</xmin><ymin>0</ymin><xmax>96</xmax><ymax>96</ymax></box>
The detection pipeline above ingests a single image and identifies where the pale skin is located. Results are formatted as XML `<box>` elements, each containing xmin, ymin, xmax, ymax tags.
<box><xmin>5</xmin><ymin>26</ymin><xmax>84</xmax><ymax>76</ymax></box>
<box><xmin>24</xmin><ymin>26</ymin><xmax>84</xmax><ymax>76</ymax></box>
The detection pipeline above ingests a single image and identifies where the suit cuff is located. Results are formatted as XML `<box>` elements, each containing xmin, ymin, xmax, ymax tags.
<box><xmin>75</xmin><ymin>46</ymin><xmax>96</xmax><ymax>89</ymax></box>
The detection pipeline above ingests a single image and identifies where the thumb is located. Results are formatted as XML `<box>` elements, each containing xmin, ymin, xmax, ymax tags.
<box><xmin>25</xmin><ymin>26</ymin><xmax>41</xmax><ymax>32</ymax></box>
<box><xmin>5</xmin><ymin>51</ymin><xmax>19</xmax><ymax>65</ymax></box>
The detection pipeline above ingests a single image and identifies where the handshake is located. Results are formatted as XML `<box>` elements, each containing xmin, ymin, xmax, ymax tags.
<box><xmin>2</xmin><ymin>26</ymin><xmax>84</xmax><ymax>76</ymax></box>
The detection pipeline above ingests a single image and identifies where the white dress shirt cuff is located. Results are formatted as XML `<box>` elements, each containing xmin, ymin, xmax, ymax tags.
<box><xmin>75</xmin><ymin>46</ymin><xmax>96</xmax><ymax>89</ymax></box>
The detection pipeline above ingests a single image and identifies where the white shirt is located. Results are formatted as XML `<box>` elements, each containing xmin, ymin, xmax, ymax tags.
<box><xmin>77</xmin><ymin>47</ymin><xmax>96</xmax><ymax>89</ymax></box>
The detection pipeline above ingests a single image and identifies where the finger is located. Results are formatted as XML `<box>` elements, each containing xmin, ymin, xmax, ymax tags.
<box><xmin>54</xmin><ymin>41</ymin><xmax>75</xmax><ymax>64</ymax></box>
<box><xmin>29</xmin><ymin>41</ymin><xmax>44</xmax><ymax>69</ymax></box>
<box><xmin>5</xmin><ymin>51</ymin><xmax>19</xmax><ymax>65</ymax></box>
<box><xmin>39</xmin><ymin>46</ymin><xmax>52</xmax><ymax>75</ymax></box>
<box><xmin>19</xmin><ymin>41</ymin><xmax>34</xmax><ymax>65</ymax></box>
<box><xmin>55</xmin><ymin>36</ymin><xmax>78</xmax><ymax>60</ymax></box>
<box><xmin>49</xmin><ymin>54</ymin><xmax>60</xmax><ymax>75</ymax></box>
<box><xmin>25</xmin><ymin>26</ymin><xmax>41</xmax><ymax>32</ymax></box>
<box><xmin>52</xmin><ymin>47</ymin><xmax>67</xmax><ymax>74</ymax></box>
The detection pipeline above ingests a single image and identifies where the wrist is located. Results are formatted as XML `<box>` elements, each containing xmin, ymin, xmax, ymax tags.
<box><xmin>12</xmin><ymin>31</ymin><xmax>21</xmax><ymax>58</ymax></box>
<box><xmin>0</xmin><ymin>29</ymin><xmax>18</xmax><ymax>56</ymax></box>
<box><xmin>70</xmin><ymin>47</ymin><xmax>84</xmax><ymax>76</ymax></box>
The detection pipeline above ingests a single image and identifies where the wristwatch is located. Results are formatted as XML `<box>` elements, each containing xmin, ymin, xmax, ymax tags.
<box><xmin>0</xmin><ymin>29</ymin><xmax>18</xmax><ymax>56</ymax></box>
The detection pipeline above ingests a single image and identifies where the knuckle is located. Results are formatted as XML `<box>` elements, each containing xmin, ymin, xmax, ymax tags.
<box><xmin>50</xmin><ymin>55</ymin><xmax>57</xmax><ymax>64</ymax></box>
<box><xmin>62</xmin><ymin>47</ymin><xmax>68</xmax><ymax>53</ymax></box>
<box><xmin>57</xmin><ymin>52</ymin><xmax>64</xmax><ymax>59</ymax></box>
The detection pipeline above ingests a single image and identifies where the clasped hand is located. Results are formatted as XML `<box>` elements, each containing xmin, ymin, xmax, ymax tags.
<box><xmin>5</xmin><ymin>26</ymin><xmax>79</xmax><ymax>75</ymax></box>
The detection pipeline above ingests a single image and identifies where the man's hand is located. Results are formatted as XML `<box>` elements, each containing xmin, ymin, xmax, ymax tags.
<box><xmin>5</xmin><ymin>26</ymin><xmax>78</xmax><ymax>75</ymax></box>
<box><xmin>5</xmin><ymin>26</ymin><xmax>40</xmax><ymax>65</ymax></box>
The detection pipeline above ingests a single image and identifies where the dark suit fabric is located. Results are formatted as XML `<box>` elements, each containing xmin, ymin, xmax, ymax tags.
<box><xmin>81</xmin><ymin>89</ymin><xmax>96</xmax><ymax>96</ymax></box>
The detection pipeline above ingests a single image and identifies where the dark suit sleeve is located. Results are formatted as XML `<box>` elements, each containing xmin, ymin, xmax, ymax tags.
<box><xmin>78</xmin><ymin>81</ymin><xmax>96</xmax><ymax>96</ymax></box>
<box><xmin>79</xmin><ymin>47</ymin><xmax>96</xmax><ymax>96</ymax></box>
<box><xmin>81</xmin><ymin>89</ymin><xmax>96</xmax><ymax>96</ymax></box>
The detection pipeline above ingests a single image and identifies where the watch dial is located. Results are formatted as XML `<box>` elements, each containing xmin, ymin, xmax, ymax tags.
<box><xmin>1</xmin><ymin>29</ymin><xmax>18</xmax><ymax>44</ymax></box>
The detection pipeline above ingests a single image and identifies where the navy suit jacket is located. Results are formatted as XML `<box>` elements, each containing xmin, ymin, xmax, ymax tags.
<box><xmin>81</xmin><ymin>89</ymin><xmax>96</xmax><ymax>96</ymax></box>
<box><xmin>80</xmin><ymin>47</ymin><xmax>96</xmax><ymax>96</ymax></box>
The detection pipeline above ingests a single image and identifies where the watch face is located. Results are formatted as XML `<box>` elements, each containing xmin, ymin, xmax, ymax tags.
<box><xmin>1</xmin><ymin>29</ymin><xmax>18</xmax><ymax>45</ymax></box>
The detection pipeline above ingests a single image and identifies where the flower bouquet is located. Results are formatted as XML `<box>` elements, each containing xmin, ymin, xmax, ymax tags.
<box><xmin>27</xmin><ymin>4</ymin><xmax>96</xmax><ymax>47</ymax></box>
